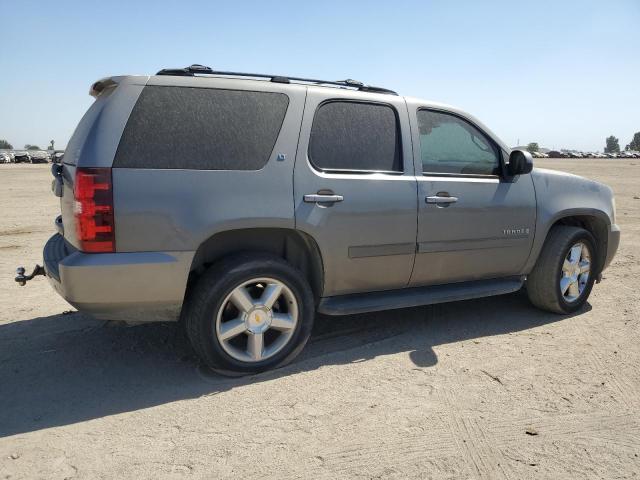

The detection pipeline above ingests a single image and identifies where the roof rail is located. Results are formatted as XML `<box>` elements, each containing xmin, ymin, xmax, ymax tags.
<box><xmin>156</xmin><ymin>64</ymin><xmax>398</xmax><ymax>95</ymax></box>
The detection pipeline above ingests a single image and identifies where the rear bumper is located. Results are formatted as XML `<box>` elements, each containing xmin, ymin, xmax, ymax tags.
<box><xmin>43</xmin><ymin>234</ymin><xmax>194</xmax><ymax>322</ymax></box>
<box><xmin>602</xmin><ymin>223</ymin><xmax>620</xmax><ymax>271</ymax></box>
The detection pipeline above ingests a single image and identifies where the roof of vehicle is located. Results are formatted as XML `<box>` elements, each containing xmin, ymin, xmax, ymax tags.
<box><xmin>90</xmin><ymin>66</ymin><xmax>467</xmax><ymax>113</ymax></box>
<box><xmin>89</xmin><ymin>66</ymin><xmax>511</xmax><ymax>153</ymax></box>
<box><xmin>154</xmin><ymin>64</ymin><xmax>399</xmax><ymax>95</ymax></box>
<box><xmin>90</xmin><ymin>66</ymin><xmax>399</xmax><ymax>99</ymax></box>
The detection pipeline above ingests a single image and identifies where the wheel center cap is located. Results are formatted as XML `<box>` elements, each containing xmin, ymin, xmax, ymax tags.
<box><xmin>245</xmin><ymin>308</ymin><xmax>271</xmax><ymax>334</ymax></box>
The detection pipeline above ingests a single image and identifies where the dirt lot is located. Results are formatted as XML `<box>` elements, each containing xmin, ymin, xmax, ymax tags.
<box><xmin>0</xmin><ymin>159</ymin><xmax>638</xmax><ymax>479</ymax></box>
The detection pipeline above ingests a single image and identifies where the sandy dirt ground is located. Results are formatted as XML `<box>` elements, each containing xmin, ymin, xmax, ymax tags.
<box><xmin>0</xmin><ymin>159</ymin><xmax>638</xmax><ymax>479</ymax></box>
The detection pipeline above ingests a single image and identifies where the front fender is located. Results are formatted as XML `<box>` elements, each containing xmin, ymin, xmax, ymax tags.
<box><xmin>522</xmin><ymin>168</ymin><xmax>615</xmax><ymax>274</ymax></box>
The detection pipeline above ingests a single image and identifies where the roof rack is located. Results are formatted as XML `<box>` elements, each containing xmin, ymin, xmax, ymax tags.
<box><xmin>155</xmin><ymin>64</ymin><xmax>398</xmax><ymax>95</ymax></box>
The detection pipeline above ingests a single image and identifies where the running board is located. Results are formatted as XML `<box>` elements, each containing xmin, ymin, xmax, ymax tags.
<box><xmin>318</xmin><ymin>276</ymin><xmax>525</xmax><ymax>316</ymax></box>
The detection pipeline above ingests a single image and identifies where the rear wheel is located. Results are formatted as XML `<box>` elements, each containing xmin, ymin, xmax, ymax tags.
<box><xmin>526</xmin><ymin>226</ymin><xmax>597</xmax><ymax>314</ymax></box>
<box><xmin>184</xmin><ymin>253</ymin><xmax>315</xmax><ymax>376</ymax></box>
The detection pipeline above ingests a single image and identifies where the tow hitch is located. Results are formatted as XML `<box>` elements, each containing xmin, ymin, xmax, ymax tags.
<box><xmin>15</xmin><ymin>265</ymin><xmax>45</xmax><ymax>286</ymax></box>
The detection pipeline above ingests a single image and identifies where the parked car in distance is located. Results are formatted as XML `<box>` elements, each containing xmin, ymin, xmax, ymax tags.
<box><xmin>18</xmin><ymin>65</ymin><xmax>620</xmax><ymax>375</ymax></box>
<box><xmin>0</xmin><ymin>151</ymin><xmax>13</xmax><ymax>163</ymax></box>
<box><xmin>29</xmin><ymin>150</ymin><xmax>50</xmax><ymax>163</ymax></box>
<box><xmin>13</xmin><ymin>150</ymin><xmax>31</xmax><ymax>163</ymax></box>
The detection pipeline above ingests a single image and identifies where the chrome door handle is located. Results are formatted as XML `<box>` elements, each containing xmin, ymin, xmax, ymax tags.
<box><xmin>426</xmin><ymin>195</ymin><xmax>458</xmax><ymax>204</ymax></box>
<box><xmin>304</xmin><ymin>194</ymin><xmax>344</xmax><ymax>203</ymax></box>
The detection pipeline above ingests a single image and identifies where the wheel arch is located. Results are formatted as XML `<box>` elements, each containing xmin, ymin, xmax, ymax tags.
<box><xmin>187</xmin><ymin>228</ymin><xmax>324</xmax><ymax>302</ymax></box>
<box><xmin>536</xmin><ymin>209</ymin><xmax>610</xmax><ymax>275</ymax></box>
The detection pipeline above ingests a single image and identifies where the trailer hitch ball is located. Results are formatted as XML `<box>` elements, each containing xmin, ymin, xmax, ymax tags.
<box><xmin>15</xmin><ymin>265</ymin><xmax>45</xmax><ymax>286</ymax></box>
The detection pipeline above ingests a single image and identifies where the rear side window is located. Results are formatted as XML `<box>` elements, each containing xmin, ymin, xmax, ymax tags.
<box><xmin>309</xmin><ymin>101</ymin><xmax>402</xmax><ymax>173</ymax></box>
<box><xmin>114</xmin><ymin>86</ymin><xmax>289</xmax><ymax>170</ymax></box>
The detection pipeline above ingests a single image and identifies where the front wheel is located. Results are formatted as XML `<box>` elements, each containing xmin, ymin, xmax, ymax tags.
<box><xmin>526</xmin><ymin>226</ymin><xmax>597</xmax><ymax>314</ymax></box>
<box><xmin>184</xmin><ymin>253</ymin><xmax>315</xmax><ymax>376</ymax></box>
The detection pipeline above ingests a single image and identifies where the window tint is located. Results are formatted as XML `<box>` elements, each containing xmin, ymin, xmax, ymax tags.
<box><xmin>417</xmin><ymin>110</ymin><xmax>499</xmax><ymax>175</ymax></box>
<box><xmin>309</xmin><ymin>101</ymin><xmax>402</xmax><ymax>172</ymax></box>
<box><xmin>114</xmin><ymin>86</ymin><xmax>288</xmax><ymax>170</ymax></box>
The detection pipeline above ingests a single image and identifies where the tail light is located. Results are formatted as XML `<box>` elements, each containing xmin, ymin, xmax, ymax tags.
<box><xmin>74</xmin><ymin>167</ymin><xmax>115</xmax><ymax>252</ymax></box>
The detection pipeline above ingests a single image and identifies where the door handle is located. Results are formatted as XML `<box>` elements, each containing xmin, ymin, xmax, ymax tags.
<box><xmin>426</xmin><ymin>195</ymin><xmax>458</xmax><ymax>205</ymax></box>
<box><xmin>304</xmin><ymin>194</ymin><xmax>344</xmax><ymax>203</ymax></box>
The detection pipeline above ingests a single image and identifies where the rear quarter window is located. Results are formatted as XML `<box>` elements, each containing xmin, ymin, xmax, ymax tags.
<box><xmin>114</xmin><ymin>86</ymin><xmax>289</xmax><ymax>170</ymax></box>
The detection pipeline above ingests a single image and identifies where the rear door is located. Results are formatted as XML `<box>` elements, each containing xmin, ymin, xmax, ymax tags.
<box><xmin>294</xmin><ymin>88</ymin><xmax>417</xmax><ymax>297</ymax></box>
<box><xmin>408</xmin><ymin>104</ymin><xmax>536</xmax><ymax>286</ymax></box>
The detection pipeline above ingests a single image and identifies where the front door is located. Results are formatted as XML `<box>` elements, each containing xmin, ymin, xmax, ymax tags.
<box><xmin>294</xmin><ymin>87</ymin><xmax>417</xmax><ymax>297</ymax></box>
<box><xmin>408</xmin><ymin>106</ymin><xmax>536</xmax><ymax>286</ymax></box>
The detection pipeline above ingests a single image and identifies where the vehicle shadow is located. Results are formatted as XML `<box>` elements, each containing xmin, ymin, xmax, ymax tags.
<box><xmin>0</xmin><ymin>290</ymin><xmax>589</xmax><ymax>437</ymax></box>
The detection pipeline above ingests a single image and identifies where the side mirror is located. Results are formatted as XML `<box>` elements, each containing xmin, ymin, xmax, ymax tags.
<box><xmin>508</xmin><ymin>150</ymin><xmax>534</xmax><ymax>176</ymax></box>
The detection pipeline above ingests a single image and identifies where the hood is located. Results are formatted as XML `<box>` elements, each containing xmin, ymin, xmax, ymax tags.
<box><xmin>531</xmin><ymin>167</ymin><xmax>615</xmax><ymax>227</ymax></box>
<box><xmin>532</xmin><ymin>167</ymin><xmax>612</xmax><ymax>196</ymax></box>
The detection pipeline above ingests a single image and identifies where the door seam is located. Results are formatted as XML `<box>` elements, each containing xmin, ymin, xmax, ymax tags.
<box><xmin>404</xmin><ymin>96</ymin><xmax>420</xmax><ymax>287</ymax></box>
<box><xmin>291</xmin><ymin>87</ymin><xmax>309</xmax><ymax>231</ymax></box>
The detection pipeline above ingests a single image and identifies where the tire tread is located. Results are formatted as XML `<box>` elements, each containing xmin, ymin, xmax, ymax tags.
<box><xmin>183</xmin><ymin>253</ymin><xmax>314</xmax><ymax>375</ymax></box>
<box><xmin>527</xmin><ymin>226</ymin><xmax>596</xmax><ymax>314</ymax></box>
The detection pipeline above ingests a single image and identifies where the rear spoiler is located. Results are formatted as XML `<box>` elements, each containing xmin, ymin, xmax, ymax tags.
<box><xmin>89</xmin><ymin>77</ymin><xmax>119</xmax><ymax>98</ymax></box>
<box><xmin>89</xmin><ymin>75</ymin><xmax>150</xmax><ymax>98</ymax></box>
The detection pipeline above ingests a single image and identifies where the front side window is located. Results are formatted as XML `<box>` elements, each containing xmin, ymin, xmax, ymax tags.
<box><xmin>309</xmin><ymin>101</ymin><xmax>402</xmax><ymax>173</ymax></box>
<box><xmin>417</xmin><ymin>110</ymin><xmax>500</xmax><ymax>175</ymax></box>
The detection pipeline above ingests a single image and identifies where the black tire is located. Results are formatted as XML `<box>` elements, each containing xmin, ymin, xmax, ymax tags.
<box><xmin>526</xmin><ymin>226</ymin><xmax>598</xmax><ymax>314</ymax></box>
<box><xmin>183</xmin><ymin>253</ymin><xmax>315</xmax><ymax>376</ymax></box>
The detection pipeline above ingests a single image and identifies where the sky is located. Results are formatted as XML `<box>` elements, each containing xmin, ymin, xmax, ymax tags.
<box><xmin>1</xmin><ymin>0</ymin><xmax>639</xmax><ymax>152</ymax></box>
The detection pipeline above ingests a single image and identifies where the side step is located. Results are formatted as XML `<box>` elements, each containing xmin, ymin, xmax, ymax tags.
<box><xmin>318</xmin><ymin>276</ymin><xmax>525</xmax><ymax>316</ymax></box>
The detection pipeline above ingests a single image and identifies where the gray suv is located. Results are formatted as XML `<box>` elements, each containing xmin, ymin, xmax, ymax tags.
<box><xmin>18</xmin><ymin>65</ymin><xmax>620</xmax><ymax>375</ymax></box>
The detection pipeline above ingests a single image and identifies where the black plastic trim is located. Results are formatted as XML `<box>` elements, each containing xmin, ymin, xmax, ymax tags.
<box><xmin>348</xmin><ymin>243</ymin><xmax>416</xmax><ymax>258</ymax></box>
<box><xmin>43</xmin><ymin>233</ymin><xmax>71</xmax><ymax>282</ymax></box>
<box><xmin>318</xmin><ymin>276</ymin><xmax>524</xmax><ymax>315</ymax></box>
<box><xmin>421</xmin><ymin>172</ymin><xmax>500</xmax><ymax>180</ymax></box>
<box><xmin>155</xmin><ymin>65</ymin><xmax>398</xmax><ymax>95</ymax></box>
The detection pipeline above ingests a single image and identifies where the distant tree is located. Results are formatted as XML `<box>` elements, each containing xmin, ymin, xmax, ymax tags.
<box><xmin>0</xmin><ymin>139</ymin><xmax>13</xmax><ymax>149</ymax></box>
<box><xmin>526</xmin><ymin>142</ymin><xmax>539</xmax><ymax>153</ymax></box>
<box><xmin>604</xmin><ymin>136</ymin><xmax>620</xmax><ymax>153</ymax></box>
<box><xmin>24</xmin><ymin>144</ymin><xmax>41</xmax><ymax>150</ymax></box>
<box><xmin>626</xmin><ymin>132</ymin><xmax>640</xmax><ymax>151</ymax></box>
<box><xmin>48</xmin><ymin>139</ymin><xmax>55</xmax><ymax>151</ymax></box>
